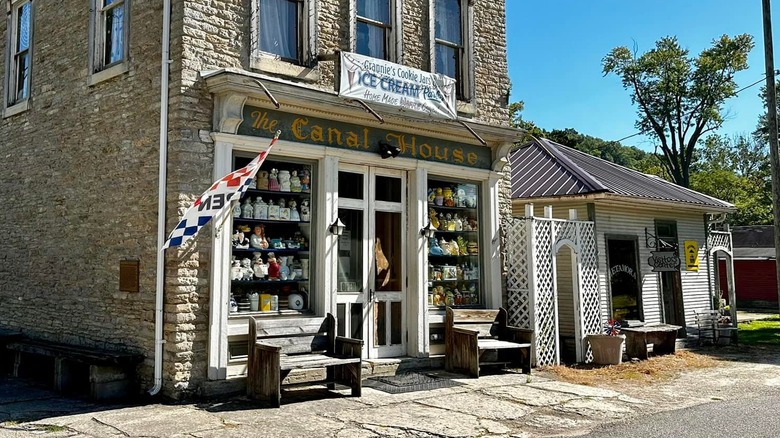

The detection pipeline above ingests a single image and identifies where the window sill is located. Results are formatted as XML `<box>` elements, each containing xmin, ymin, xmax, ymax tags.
<box><xmin>3</xmin><ymin>100</ymin><xmax>29</xmax><ymax>119</ymax></box>
<box><xmin>88</xmin><ymin>62</ymin><xmax>129</xmax><ymax>86</ymax></box>
<box><xmin>250</xmin><ymin>56</ymin><xmax>320</xmax><ymax>82</ymax></box>
<box><xmin>457</xmin><ymin>100</ymin><xmax>477</xmax><ymax>117</ymax></box>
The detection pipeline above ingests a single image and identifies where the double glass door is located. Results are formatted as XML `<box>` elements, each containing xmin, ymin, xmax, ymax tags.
<box><xmin>336</xmin><ymin>166</ymin><xmax>406</xmax><ymax>358</ymax></box>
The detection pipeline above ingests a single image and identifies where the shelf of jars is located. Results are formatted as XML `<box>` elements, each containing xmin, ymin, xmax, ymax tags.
<box><xmin>426</xmin><ymin>180</ymin><xmax>482</xmax><ymax>309</ymax></box>
<box><xmin>229</xmin><ymin>159</ymin><xmax>314</xmax><ymax>315</ymax></box>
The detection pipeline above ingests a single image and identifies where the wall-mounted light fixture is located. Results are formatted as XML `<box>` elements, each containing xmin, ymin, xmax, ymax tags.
<box><xmin>329</xmin><ymin>218</ymin><xmax>346</xmax><ymax>236</ymax></box>
<box><xmin>379</xmin><ymin>140</ymin><xmax>401</xmax><ymax>159</ymax></box>
<box><xmin>420</xmin><ymin>220</ymin><xmax>437</xmax><ymax>238</ymax></box>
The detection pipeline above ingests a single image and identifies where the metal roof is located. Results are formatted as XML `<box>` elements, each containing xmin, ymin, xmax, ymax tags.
<box><xmin>731</xmin><ymin>226</ymin><xmax>776</xmax><ymax>259</ymax></box>
<box><xmin>510</xmin><ymin>138</ymin><xmax>734</xmax><ymax>211</ymax></box>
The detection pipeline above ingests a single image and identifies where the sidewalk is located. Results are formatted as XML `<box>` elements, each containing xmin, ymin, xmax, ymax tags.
<box><xmin>2</xmin><ymin>345</ymin><xmax>780</xmax><ymax>437</ymax></box>
<box><xmin>737</xmin><ymin>309</ymin><xmax>778</xmax><ymax>323</ymax></box>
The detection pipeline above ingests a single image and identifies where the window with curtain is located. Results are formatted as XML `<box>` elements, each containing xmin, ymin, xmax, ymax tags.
<box><xmin>356</xmin><ymin>0</ymin><xmax>391</xmax><ymax>60</ymax></box>
<box><xmin>6</xmin><ymin>0</ymin><xmax>32</xmax><ymax>106</ymax></box>
<box><xmin>259</xmin><ymin>0</ymin><xmax>301</xmax><ymax>62</ymax></box>
<box><xmin>434</xmin><ymin>0</ymin><xmax>471</xmax><ymax>100</ymax></box>
<box><xmin>90</xmin><ymin>0</ymin><xmax>130</xmax><ymax>78</ymax></box>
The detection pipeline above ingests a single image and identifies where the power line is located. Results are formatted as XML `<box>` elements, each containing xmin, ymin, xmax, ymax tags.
<box><xmin>613</xmin><ymin>70</ymin><xmax>780</xmax><ymax>144</ymax></box>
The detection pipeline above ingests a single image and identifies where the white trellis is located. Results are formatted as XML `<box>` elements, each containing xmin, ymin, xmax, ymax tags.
<box><xmin>507</xmin><ymin>204</ymin><xmax>602</xmax><ymax>366</ymax></box>
<box><xmin>707</xmin><ymin>226</ymin><xmax>737</xmax><ymax>324</ymax></box>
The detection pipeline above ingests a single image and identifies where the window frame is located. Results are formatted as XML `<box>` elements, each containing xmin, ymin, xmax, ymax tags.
<box><xmin>3</xmin><ymin>0</ymin><xmax>33</xmax><ymax>116</ymax></box>
<box><xmin>88</xmin><ymin>0</ymin><xmax>131</xmax><ymax>86</ymax></box>
<box><xmin>350</xmin><ymin>0</ymin><xmax>402</xmax><ymax>62</ymax></box>
<box><xmin>430</xmin><ymin>0</ymin><xmax>474</xmax><ymax>103</ymax></box>
<box><xmin>251</xmin><ymin>0</ymin><xmax>318</xmax><ymax>79</ymax></box>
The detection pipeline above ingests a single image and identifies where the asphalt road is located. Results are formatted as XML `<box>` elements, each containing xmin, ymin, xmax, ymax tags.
<box><xmin>583</xmin><ymin>395</ymin><xmax>780</xmax><ymax>438</ymax></box>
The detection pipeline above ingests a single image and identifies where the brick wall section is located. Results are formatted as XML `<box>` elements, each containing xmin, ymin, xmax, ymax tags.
<box><xmin>0</xmin><ymin>0</ymin><xmax>164</xmax><ymax>389</ymax></box>
<box><xmin>1</xmin><ymin>0</ymin><xmax>513</xmax><ymax>399</ymax></box>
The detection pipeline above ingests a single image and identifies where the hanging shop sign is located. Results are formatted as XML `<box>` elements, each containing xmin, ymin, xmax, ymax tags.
<box><xmin>237</xmin><ymin>106</ymin><xmax>492</xmax><ymax>169</ymax></box>
<box><xmin>338</xmin><ymin>51</ymin><xmax>458</xmax><ymax>120</ymax></box>
<box><xmin>648</xmin><ymin>250</ymin><xmax>681</xmax><ymax>272</ymax></box>
<box><xmin>684</xmin><ymin>240</ymin><xmax>699</xmax><ymax>271</ymax></box>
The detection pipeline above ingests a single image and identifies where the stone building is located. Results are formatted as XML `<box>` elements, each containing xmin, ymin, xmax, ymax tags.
<box><xmin>1</xmin><ymin>0</ymin><xmax>519</xmax><ymax>398</ymax></box>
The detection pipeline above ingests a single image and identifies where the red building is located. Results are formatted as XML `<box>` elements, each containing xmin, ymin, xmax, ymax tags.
<box><xmin>719</xmin><ymin>226</ymin><xmax>778</xmax><ymax>309</ymax></box>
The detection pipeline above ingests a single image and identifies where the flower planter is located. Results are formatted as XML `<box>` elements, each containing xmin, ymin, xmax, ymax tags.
<box><xmin>586</xmin><ymin>334</ymin><xmax>625</xmax><ymax>365</ymax></box>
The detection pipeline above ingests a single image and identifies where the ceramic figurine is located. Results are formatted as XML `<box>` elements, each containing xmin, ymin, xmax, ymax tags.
<box><xmin>290</xmin><ymin>171</ymin><xmax>302</xmax><ymax>192</ymax></box>
<box><xmin>279</xmin><ymin>256</ymin><xmax>291</xmax><ymax>281</ymax></box>
<box><xmin>249</xmin><ymin>225</ymin><xmax>269</xmax><ymax>250</ymax></box>
<box><xmin>240</xmin><ymin>258</ymin><xmax>254</xmax><ymax>280</ymax></box>
<box><xmin>300</xmin><ymin>169</ymin><xmax>310</xmax><ymax>192</ymax></box>
<box><xmin>448</xmin><ymin>239</ymin><xmax>460</xmax><ymax>256</ymax></box>
<box><xmin>300</xmin><ymin>199</ymin><xmax>310</xmax><ymax>222</ymax></box>
<box><xmin>446</xmin><ymin>214</ymin><xmax>456</xmax><ymax>231</ymax></box>
<box><xmin>467</xmin><ymin>241</ymin><xmax>479</xmax><ymax>255</ymax></box>
<box><xmin>268</xmin><ymin>168</ymin><xmax>280</xmax><ymax>191</ymax></box>
<box><xmin>457</xmin><ymin>236</ymin><xmax>468</xmax><ymax>256</ymax></box>
<box><xmin>253</xmin><ymin>253</ymin><xmax>268</xmax><ymax>279</ymax></box>
<box><xmin>454</xmin><ymin>214</ymin><xmax>463</xmax><ymax>231</ymax></box>
<box><xmin>253</xmin><ymin>197</ymin><xmax>268</xmax><ymax>220</ymax></box>
<box><xmin>230</xmin><ymin>260</ymin><xmax>242</xmax><ymax>281</ymax></box>
<box><xmin>256</xmin><ymin>171</ymin><xmax>269</xmax><ymax>190</ymax></box>
<box><xmin>443</xmin><ymin>187</ymin><xmax>455</xmax><ymax>207</ymax></box>
<box><xmin>241</xmin><ymin>198</ymin><xmax>254</xmax><ymax>218</ymax></box>
<box><xmin>434</xmin><ymin>188</ymin><xmax>444</xmax><ymax>206</ymax></box>
<box><xmin>278</xmin><ymin>170</ymin><xmax>291</xmax><ymax>192</ymax></box>
<box><xmin>267</xmin><ymin>252</ymin><xmax>280</xmax><ymax>280</ymax></box>
<box><xmin>427</xmin><ymin>188</ymin><xmax>436</xmax><ymax>204</ymax></box>
<box><xmin>229</xmin><ymin>294</ymin><xmax>238</xmax><ymax>313</ymax></box>
<box><xmin>233</xmin><ymin>230</ymin><xmax>249</xmax><ymax>249</ymax></box>
<box><xmin>289</xmin><ymin>199</ymin><xmax>300</xmax><ymax>221</ymax></box>
<box><xmin>232</xmin><ymin>200</ymin><xmax>241</xmax><ymax>218</ymax></box>
<box><xmin>278</xmin><ymin>198</ymin><xmax>290</xmax><ymax>220</ymax></box>
<box><xmin>457</xmin><ymin>187</ymin><xmax>467</xmax><ymax>207</ymax></box>
<box><xmin>429</xmin><ymin>237</ymin><xmax>446</xmax><ymax>256</ymax></box>
<box><xmin>429</xmin><ymin>208</ymin><xmax>440</xmax><ymax>229</ymax></box>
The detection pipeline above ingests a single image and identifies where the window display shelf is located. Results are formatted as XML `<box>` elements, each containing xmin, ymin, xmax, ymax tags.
<box><xmin>233</xmin><ymin>248</ymin><xmax>309</xmax><ymax>255</ymax></box>
<box><xmin>232</xmin><ymin>279</ymin><xmax>307</xmax><ymax>286</ymax></box>
<box><xmin>245</xmin><ymin>188</ymin><xmax>311</xmax><ymax>197</ymax></box>
<box><xmin>426</xmin><ymin>204</ymin><xmax>477</xmax><ymax>212</ymax></box>
<box><xmin>432</xmin><ymin>230</ymin><xmax>478</xmax><ymax>235</ymax></box>
<box><xmin>234</xmin><ymin>218</ymin><xmax>310</xmax><ymax>226</ymax></box>
<box><xmin>228</xmin><ymin>309</ymin><xmax>313</xmax><ymax>318</ymax></box>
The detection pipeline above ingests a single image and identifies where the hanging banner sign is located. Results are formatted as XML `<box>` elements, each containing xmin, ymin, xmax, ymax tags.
<box><xmin>684</xmin><ymin>240</ymin><xmax>699</xmax><ymax>271</ymax></box>
<box><xmin>338</xmin><ymin>51</ymin><xmax>458</xmax><ymax>120</ymax></box>
<box><xmin>648</xmin><ymin>250</ymin><xmax>681</xmax><ymax>272</ymax></box>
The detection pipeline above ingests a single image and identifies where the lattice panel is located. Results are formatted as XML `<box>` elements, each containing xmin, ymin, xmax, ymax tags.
<box><xmin>507</xmin><ymin>218</ymin><xmax>531</xmax><ymax>329</ymax></box>
<box><xmin>708</xmin><ymin>230</ymin><xmax>732</xmax><ymax>253</ymax></box>
<box><xmin>533</xmin><ymin>219</ymin><xmax>558</xmax><ymax>367</ymax></box>
<box><xmin>554</xmin><ymin>221</ymin><xmax>577</xmax><ymax>244</ymax></box>
<box><xmin>576</xmin><ymin>221</ymin><xmax>601</xmax><ymax>363</ymax></box>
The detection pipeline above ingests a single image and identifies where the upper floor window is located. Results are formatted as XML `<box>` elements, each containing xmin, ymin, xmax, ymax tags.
<box><xmin>89</xmin><ymin>0</ymin><xmax>130</xmax><ymax>84</ymax></box>
<box><xmin>356</xmin><ymin>0</ymin><xmax>392</xmax><ymax>60</ymax></box>
<box><xmin>5</xmin><ymin>0</ymin><xmax>32</xmax><ymax>110</ymax></box>
<box><xmin>432</xmin><ymin>0</ymin><xmax>471</xmax><ymax>101</ymax></box>
<box><xmin>258</xmin><ymin>0</ymin><xmax>304</xmax><ymax>63</ymax></box>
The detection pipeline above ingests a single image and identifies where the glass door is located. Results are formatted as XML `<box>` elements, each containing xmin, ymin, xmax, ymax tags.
<box><xmin>336</xmin><ymin>166</ymin><xmax>406</xmax><ymax>358</ymax></box>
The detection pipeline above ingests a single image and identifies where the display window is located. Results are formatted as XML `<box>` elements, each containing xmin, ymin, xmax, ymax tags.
<box><xmin>228</xmin><ymin>156</ymin><xmax>315</xmax><ymax>315</ymax></box>
<box><xmin>426</xmin><ymin>178</ymin><xmax>482</xmax><ymax>309</ymax></box>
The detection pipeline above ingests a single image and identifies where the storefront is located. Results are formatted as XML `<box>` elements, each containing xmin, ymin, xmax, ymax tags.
<box><xmin>204</xmin><ymin>70</ymin><xmax>520</xmax><ymax>379</ymax></box>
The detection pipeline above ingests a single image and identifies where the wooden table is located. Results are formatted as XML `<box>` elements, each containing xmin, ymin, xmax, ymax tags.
<box><xmin>621</xmin><ymin>324</ymin><xmax>682</xmax><ymax>360</ymax></box>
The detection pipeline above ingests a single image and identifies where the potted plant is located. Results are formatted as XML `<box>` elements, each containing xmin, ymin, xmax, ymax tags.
<box><xmin>586</xmin><ymin>320</ymin><xmax>626</xmax><ymax>365</ymax></box>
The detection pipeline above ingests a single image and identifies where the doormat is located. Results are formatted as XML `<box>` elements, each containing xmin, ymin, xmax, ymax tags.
<box><xmin>364</xmin><ymin>372</ymin><xmax>463</xmax><ymax>394</ymax></box>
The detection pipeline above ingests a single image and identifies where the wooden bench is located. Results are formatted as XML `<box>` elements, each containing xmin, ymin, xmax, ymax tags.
<box><xmin>445</xmin><ymin>307</ymin><xmax>533</xmax><ymax>377</ymax></box>
<box><xmin>694</xmin><ymin>310</ymin><xmax>738</xmax><ymax>346</ymax></box>
<box><xmin>246</xmin><ymin>314</ymin><xmax>363</xmax><ymax>407</ymax></box>
<box><xmin>621</xmin><ymin>324</ymin><xmax>681</xmax><ymax>359</ymax></box>
<box><xmin>6</xmin><ymin>338</ymin><xmax>144</xmax><ymax>400</ymax></box>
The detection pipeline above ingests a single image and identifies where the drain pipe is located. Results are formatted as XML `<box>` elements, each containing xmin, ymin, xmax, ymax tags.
<box><xmin>150</xmin><ymin>0</ymin><xmax>172</xmax><ymax>396</ymax></box>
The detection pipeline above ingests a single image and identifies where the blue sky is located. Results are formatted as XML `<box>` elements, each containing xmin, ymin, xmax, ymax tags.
<box><xmin>506</xmin><ymin>1</ymin><xmax>776</xmax><ymax>150</ymax></box>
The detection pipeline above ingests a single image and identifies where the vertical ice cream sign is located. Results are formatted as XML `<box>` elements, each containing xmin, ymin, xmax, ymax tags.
<box><xmin>339</xmin><ymin>52</ymin><xmax>458</xmax><ymax>120</ymax></box>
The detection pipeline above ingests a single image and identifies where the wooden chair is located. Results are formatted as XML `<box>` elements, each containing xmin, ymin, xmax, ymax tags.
<box><xmin>246</xmin><ymin>314</ymin><xmax>362</xmax><ymax>407</ymax></box>
<box><xmin>445</xmin><ymin>307</ymin><xmax>533</xmax><ymax>377</ymax></box>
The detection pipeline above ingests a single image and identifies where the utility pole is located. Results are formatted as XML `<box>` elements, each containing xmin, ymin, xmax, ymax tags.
<box><xmin>762</xmin><ymin>0</ymin><xmax>780</xmax><ymax>315</ymax></box>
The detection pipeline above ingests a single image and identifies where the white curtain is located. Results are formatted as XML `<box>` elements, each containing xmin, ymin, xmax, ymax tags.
<box><xmin>357</xmin><ymin>0</ymin><xmax>389</xmax><ymax>59</ymax></box>
<box><xmin>260</xmin><ymin>0</ymin><xmax>297</xmax><ymax>60</ymax></box>
<box><xmin>109</xmin><ymin>4</ymin><xmax>125</xmax><ymax>64</ymax></box>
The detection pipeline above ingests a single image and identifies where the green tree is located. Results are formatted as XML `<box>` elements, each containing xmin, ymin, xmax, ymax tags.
<box><xmin>603</xmin><ymin>34</ymin><xmax>754</xmax><ymax>187</ymax></box>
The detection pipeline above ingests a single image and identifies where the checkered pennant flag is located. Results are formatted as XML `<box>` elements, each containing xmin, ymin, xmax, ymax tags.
<box><xmin>162</xmin><ymin>131</ymin><xmax>280</xmax><ymax>250</ymax></box>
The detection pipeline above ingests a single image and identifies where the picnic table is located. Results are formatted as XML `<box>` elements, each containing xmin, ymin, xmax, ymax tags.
<box><xmin>621</xmin><ymin>323</ymin><xmax>681</xmax><ymax>360</ymax></box>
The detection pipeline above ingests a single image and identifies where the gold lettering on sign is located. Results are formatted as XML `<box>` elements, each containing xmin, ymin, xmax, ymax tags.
<box><xmin>346</xmin><ymin>132</ymin><xmax>360</xmax><ymax>148</ymax></box>
<box><xmin>419</xmin><ymin>143</ymin><xmax>432</xmax><ymax>159</ymax></box>
<box><xmin>363</xmin><ymin>128</ymin><xmax>370</xmax><ymax>149</ymax></box>
<box><xmin>434</xmin><ymin>145</ymin><xmax>449</xmax><ymax>161</ymax></box>
<box><xmin>467</xmin><ymin>152</ymin><xmax>478</xmax><ymax>165</ymax></box>
<box><xmin>328</xmin><ymin>128</ymin><xmax>343</xmax><ymax>145</ymax></box>
<box><xmin>311</xmin><ymin>125</ymin><xmax>324</xmax><ymax>142</ymax></box>
<box><xmin>453</xmin><ymin>148</ymin><xmax>464</xmax><ymax>163</ymax></box>
<box><xmin>292</xmin><ymin>117</ymin><xmax>308</xmax><ymax>140</ymax></box>
<box><xmin>251</xmin><ymin>111</ymin><xmax>279</xmax><ymax>133</ymax></box>
<box><xmin>388</xmin><ymin>133</ymin><xmax>415</xmax><ymax>156</ymax></box>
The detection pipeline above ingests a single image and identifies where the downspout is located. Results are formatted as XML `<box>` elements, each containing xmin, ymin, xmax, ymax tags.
<box><xmin>150</xmin><ymin>0</ymin><xmax>172</xmax><ymax>396</ymax></box>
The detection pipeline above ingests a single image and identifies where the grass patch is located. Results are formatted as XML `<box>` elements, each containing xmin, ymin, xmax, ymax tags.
<box><xmin>540</xmin><ymin>351</ymin><xmax>719</xmax><ymax>387</ymax></box>
<box><xmin>738</xmin><ymin>316</ymin><xmax>780</xmax><ymax>345</ymax></box>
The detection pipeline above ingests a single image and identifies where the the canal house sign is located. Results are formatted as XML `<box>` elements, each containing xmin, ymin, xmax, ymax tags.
<box><xmin>237</xmin><ymin>106</ymin><xmax>492</xmax><ymax>170</ymax></box>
